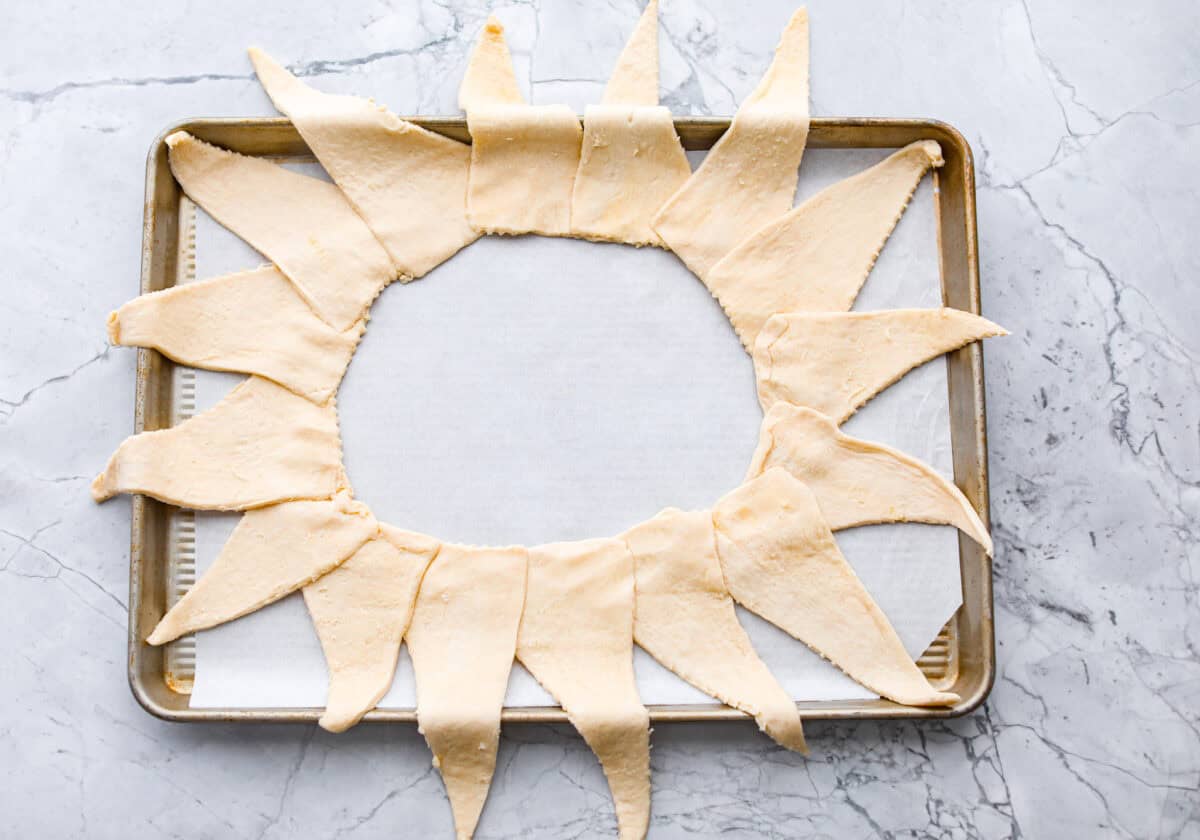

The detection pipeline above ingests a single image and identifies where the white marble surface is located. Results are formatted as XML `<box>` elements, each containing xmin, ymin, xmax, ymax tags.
<box><xmin>2</xmin><ymin>0</ymin><xmax>1198</xmax><ymax>837</ymax></box>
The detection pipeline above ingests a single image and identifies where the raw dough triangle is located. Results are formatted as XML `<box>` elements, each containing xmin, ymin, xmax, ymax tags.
<box><xmin>249</xmin><ymin>48</ymin><xmax>480</xmax><ymax>279</ymax></box>
<box><xmin>570</xmin><ymin>105</ymin><xmax>691</xmax><ymax>246</ymax></box>
<box><xmin>458</xmin><ymin>16</ymin><xmax>524</xmax><ymax>111</ymax></box>
<box><xmin>146</xmin><ymin>493</ymin><xmax>377</xmax><ymax>645</ymax></box>
<box><xmin>166</xmin><ymin>131</ymin><xmax>394</xmax><ymax>330</ymax></box>
<box><xmin>465</xmin><ymin>103</ymin><xmax>583</xmax><ymax>236</ymax></box>
<box><xmin>459</xmin><ymin>19</ymin><xmax>582</xmax><ymax>236</ymax></box>
<box><xmin>652</xmin><ymin>7</ymin><xmax>810</xmax><ymax>278</ymax></box>
<box><xmin>303</xmin><ymin>526</ymin><xmax>440</xmax><ymax>733</ymax></box>
<box><xmin>712</xmin><ymin>468</ymin><xmax>959</xmax><ymax>707</ymax></box>
<box><xmin>91</xmin><ymin>376</ymin><xmax>344</xmax><ymax>510</ymax></box>
<box><xmin>517</xmin><ymin>539</ymin><xmax>650</xmax><ymax>840</ymax></box>
<box><xmin>406</xmin><ymin>544</ymin><xmax>528</xmax><ymax>840</ymax></box>
<box><xmin>746</xmin><ymin>404</ymin><xmax>994</xmax><ymax>554</ymax></box>
<box><xmin>623</xmin><ymin>508</ymin><xmax>807</xmax><ymax>753</ymax></box>
<box><xmin>707</xmin><ymin>140</ymin><xmax>946</xmax><ymax>349</ymax></box>
<box><xmin>108</xmin><ymin>265</ymin><xmax>363</xmax><ymax>405</ymax></box>
<box><xmin>753</xmin><ymin>308</ymin><xmax>1007</xmax><ymax>421</ymax></box>
<box><xmin>570</xmin><ymin>1</ymin><xmax>688</xmax><ymax>247</ymax></box>
<box><xmin>601</xmin><ymin>0</ymin><xmax>659</xmax><ymax>106</ymax></box>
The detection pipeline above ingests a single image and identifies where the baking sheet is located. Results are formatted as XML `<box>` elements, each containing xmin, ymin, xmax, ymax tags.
<box><xmin>184</xmin><ymin>147</ymin><xmax>961</xmax><ymax>709</ymax></box>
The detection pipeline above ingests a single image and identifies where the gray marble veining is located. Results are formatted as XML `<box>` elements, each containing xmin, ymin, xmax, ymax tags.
<box><xmin>2</xmin><ymin>0</ymin><xmax>1198</xmax><ymax>836</ymax></box>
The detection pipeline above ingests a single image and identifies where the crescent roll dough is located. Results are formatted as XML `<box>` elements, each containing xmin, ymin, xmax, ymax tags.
<box><xmin>652</xmin><ymin>8</ymin><xmax>810</xmax><ymax>278</ymax></box>
<box><xmin>706</xmin><ymin>141</ymin><xmax>946</xmax><ymax>348</ymax></box>
<box><xmin>712</xmin><ymin>469</ymin><xmax>959</xmax><ymax>707</ymax></box>
<box><xmin>303</xmin><ymin>526</ymin><xmax>440</xmax><ymax>733</ymax></box>
<box><xmin>571</xmin><ymin>106</ymin><xmax>691</xmax><ymax>246</ymax></box>
<box><xmin>623</xmin><ymin>508</ymin><xmax>807</xmax><ymax>753</ymax></box>
<box><xmin>146</xmin><ymin>493</ymin><xmax>377</xmax><ymax>645</ymax></box>
<box><xmin>107</xmin><ymin>265</ymin><xmax>363</xmax><ymax>405</ymax></box>
<box><xmin>466</xmin><ymin>104</ymin><xmax>583</xmax><ymax>236</ymax></box>
<box><xmin>753</xmin><ymin>308</ymin><xmax>1007</xmax><ymax>421</ymax></box>
<box><xmin>458</xmin><ymin>15</ymin><xmax>524</xmax><ymax>110</ymax></box>
<box><xmin>91</xmin><ymin>376</ymin><xmax>343</xmax><ymax>510</ymax></box>
<box><xmin>460</xmin><ymin>19</ymin><xmax>582</xmax><ymax>236</ymax></box>
<box><xmin>249</xmin><ymin>48</ymin><xmax>479</xmax><ymax>279</ymax></box>
<box><xmin>569</xmin><ymin>2</ymin><xmax>688</xmax><ymax>246</ymax></box>
<box><xmin>601</xmin><ymin>0</ymin><xmax>659</xmax><ymax>106</ymax></box>
<box><xmin>166</xmin><ymin>131</ymin><xmax>393</xmax><ymax>330</ymax></box>
<box><xmin>406</xmin><ymin>545</ymin><xmax>528</xmax><ymax>840</ymax></box>
<box><xmin>517</xmin><ymin>539</ymin><xmax>650</xmax><ymax>840</ymax></box>
<box><xmin>746</xmin><ymin>404</ymin><xmax>993</xmax><ymax>554</ymax></box>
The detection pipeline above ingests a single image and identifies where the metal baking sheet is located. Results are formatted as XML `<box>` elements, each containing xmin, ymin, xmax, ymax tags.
<box><xmin>128</xmin><ymin>117</ymin><xmax>994</xmax><ymax>724</ymax></box>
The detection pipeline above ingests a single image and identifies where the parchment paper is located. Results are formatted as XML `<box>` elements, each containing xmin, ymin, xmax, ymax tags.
<box><xmin>185</xmin><ymin>146</ymin><xmax>961</xmax><ymax>709</ymax></box>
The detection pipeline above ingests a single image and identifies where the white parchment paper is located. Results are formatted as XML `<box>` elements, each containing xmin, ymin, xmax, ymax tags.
<box><xmin>186</xmin><ymin>147</ymin><xmax>961</xmax><ymax>709</ymax></box>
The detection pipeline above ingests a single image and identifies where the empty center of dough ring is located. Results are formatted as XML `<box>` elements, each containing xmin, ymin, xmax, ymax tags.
<box><xmin>336</xmin><ymin>236</ymin><xmax>760</xmax><ymax>545</ymax></box>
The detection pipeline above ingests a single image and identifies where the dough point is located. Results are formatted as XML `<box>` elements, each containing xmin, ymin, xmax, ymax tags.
<box><xmin>746</xmin><ymin>403</ymin><xmax>993</xmax><ymax>554</ymax></box>
<box><xmin>303</xmin><ymin>526</ymin><xmax>440</xmax><ymax>733</ymax></box>
<box><xmin>623</xmin><ymin>508</ymin><xmax>807</xmax><ymax>753</ymax></box>
<box><xmin>652</xmin><ymin>8</ymin><xmax>810</xmax><ymax>278</ymax></box>
<box><xmin>753</xmin><ymin>307</ymin><xmax>1006</xmax><ymax>421</ymax></box>
<box><xmin>92</xmin><ymin>376</ymin><xmax>344</xmax><ymax>510</ymax></box>
<box><xmin>108</xmin><ymin>265</ymin><xmax>363</xmax><ymax>405</ymax></box>
<box><xmin>405</xmin><ymin>544</ymin><xmax>528</xmax><ymax>840</ymax></box>
<box><xmin>571</xmin><ymin>2</ymin><xmax>688</xmax><ymax>245</ymax></box>
<box><xmin>146</xmin><ymin>493</ymin><xmax>376</xmax><ymax>645</ymax></box>
<box><xmin>713</xmin><ymin>468</ymin><xmax>959</xmax><ymax>707</ymax></box>
<box><xmin>601</xmin><ymin>0</ymin><xmax>659</xmax><ymax>107</ymax></box>
<box><xmin>460</xmin><ymin>18</ymin><xmax>583</xmax><ymax>236</ymax></box>
<box><xmin>707</xmin><ymin>141</ymin><xmax>946</xmax><ymax>348</ymax></box>
<box><xmin>166</xmin><ymin>131</ymin><xmax>393</xmax><ymax>330</ymax></box>
<box><xmin>458</xmin><ymin>16</ymin><xmax>524</xmax><ymax>111</ymax></box>
<box><xmin>250</xmin><ymin>49</ymin><xmax>479</xmax><ymax>278</ymax></box>
<box><xmin>517</xmin><ymin>538</ymin><xmax>650</xmax><ymax>840</ymax></box>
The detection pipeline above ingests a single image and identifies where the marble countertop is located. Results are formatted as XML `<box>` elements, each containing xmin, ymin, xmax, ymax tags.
<box><xmin>3</xmin><ymin>0</ymin><xmax>1197</xmax><ymax>836</ymax></box>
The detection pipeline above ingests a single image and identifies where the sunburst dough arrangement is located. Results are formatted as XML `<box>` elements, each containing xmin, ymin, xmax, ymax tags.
<box><xmin>93</xmin><ymin>4</ymin><xmax>1006</xmax><ymax>838</ymax></box>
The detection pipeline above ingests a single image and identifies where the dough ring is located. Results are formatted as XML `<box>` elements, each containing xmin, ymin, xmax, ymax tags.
<box><xmin>92</xmin><ymin>5</ymin><xmax>1007</xmax><ymax>839</ymax></box>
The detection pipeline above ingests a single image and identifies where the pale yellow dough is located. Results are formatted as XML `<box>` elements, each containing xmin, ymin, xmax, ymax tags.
<box><xmin>249</xmin><ymin>49</ymin><xmax>480</xmax><ymax>278</ymax></box>
<box><xmin>754</xmin><ymin>308</ymin><xmax>1008</xmax><ymax>421</ymax></box>
<box><xmin>571</xmin><ymin>107</ymin><xmax>691</xmax><ymax>246</ymax></box>
<box><xmin>165</xmin><ymin>131</ymin><xmax>393</xmax><ymax>330</ymax></box>
<box><xmin>573</xmin><ymin>4</ymin><xmax>687</xmax><ymax>245</ymax></box>
<box><xmin>707</xmin><ymin>141</ymin><xmax>946</xmax><ymax>348</ymax></box>
<box><xmin>91</xmin><ymin>376</ymin><xmax>343</xmax><ymax>510</ymax></box>
<box><xmin>146</xmin><ymin>493</ymin><xmax>377</xmax><ymax>645</ymax></box>
<box><xmin>466</xmin><ymin>104</ymin><xmax>583</xmax><ymax>236</ymax></box>
<box><xmin>517</xmin><ymin>539</ymin><xmax>650</xmax><ymax>840</ymax></box>
<box><xmin>458</xmin><ymin>16</ymin><xmax>524</xmax><ymax>111</ymax></box>
<box><xmin>651</xmin><ymin>8</ymin><xmax>810</xmax><ymax>278</ymax></box>
<box><xmin>622</xmin><ymin>509</ymin><xmax>807</xmax><ymax>753</ymax></box>
<box><xmin>108</xmin><ymin>265</ymin><xmax>363</xmax><ymax>405</ymax></box>
<box><xmin>460</xmin><ymin>19</ymin><xmax>583</xmax><ymax>236</ymax></box>
<box><xmin>712</xmin><ymin>468</ymin><xmax>959</xmax><ymax>707</ymax></box>
<box><xmin>303</xmin><ymin>526</ymin><xmax>440</xmax><ymax>733</ymax></box>
<box><xmin>746</xmin><ymin>404</ymin><xmax>994</xmax><ymax>554</ymax></box>
<box><xmin>405</xmin><ymin>544</ymin><xmax>528</xmax><ymax>840</ymax></box>
<box><xmin>601</xmin><ymin>0</ymin><xmax>659</xmax><ymax>106</ymax></box>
